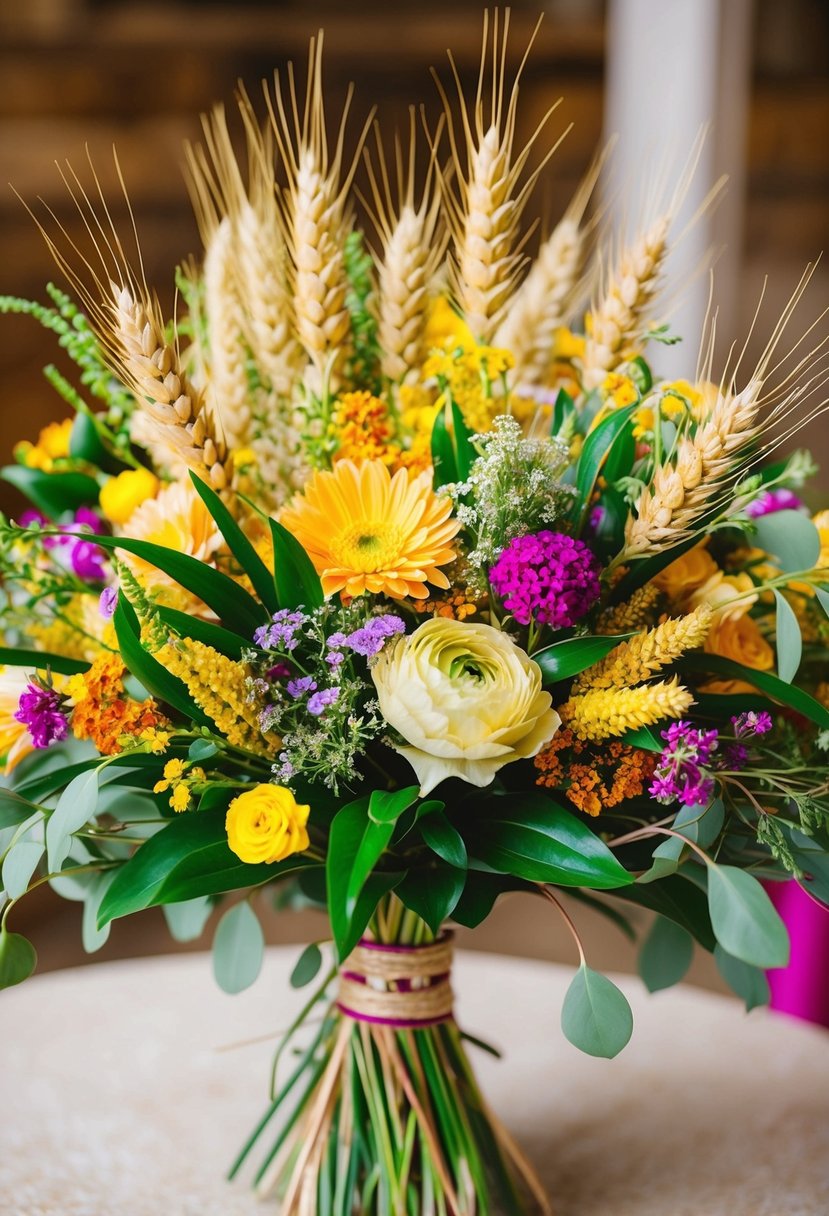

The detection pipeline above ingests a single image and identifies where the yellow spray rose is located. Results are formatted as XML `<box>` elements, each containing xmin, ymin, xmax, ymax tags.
<box><xmin>371</xmin><ymin>618</ymin><xmax>561</xmax><ymax>796</ymax></box>
<box><xmin>704</xmin><ymin>614</ymin><xmax>774</xmax><ymax>670</ymax></box>
<box><xmin>226</xmin><ymin>785</ymin><xmax>310</xmax><ymax>865</ymax></box>
<box><xmin>99</xmin><ymin>467</ymin><xmax>160</xmax><ymax>526</ymax></box>
<box><xmin>689</xmin><ymin>572</ymin><xmax>756</xmax><ymax>622</ymax></box>
<box><xmin>652</xmin><ymin>541</ymin><xmax>722</xmax><ymax>605</ymax></box>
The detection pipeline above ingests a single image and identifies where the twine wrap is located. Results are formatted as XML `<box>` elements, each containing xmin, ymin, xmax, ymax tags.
<box><xmin>337</xmin><ymin>934</ymin><xmax>454</xmax><ymax>1029</ymax></box>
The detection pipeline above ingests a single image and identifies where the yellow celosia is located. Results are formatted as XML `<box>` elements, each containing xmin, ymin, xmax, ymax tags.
<box><xmin>226</xmin><ymin>784</ymin><xmax>310</xmax><ymax>865</ymax></box>
<box><xmin>560</xmin><ymin>678</ymin><xmax>695</xmax><ymax>743</ymax></box>
<box><xmin>99</xmin><ymin>467</ymin><xmax>160</xmax><ymax>526</ymax></box>
<box><xmin>576</xmin><ymin>605</ymin><xmax>712</xmax><ymax>693</ymax></box>
<box><xmin>15</xmin><ymin>419</ymin><xmax>73</xmax><ymax>471</ymax></box>
<box><xmin>156</xmin><ymin>639</ymin><xmax>277</xmax><ymax>756</ymax></box>
<box><xmin>596</xmin><ymin>584</ymin><xmax>661</xmax><ymax>635</ymax></box>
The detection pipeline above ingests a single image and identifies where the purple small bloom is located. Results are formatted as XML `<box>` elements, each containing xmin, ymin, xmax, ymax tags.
<box><xmin>343</xmin><ymin>615</ymin><xmax>406</xmax><ymax>658</ymax></box>
<box><xmin>650</xmin><ymin>721</ymin><xmax>720</xmax><ymax>807</ymax></box>
<box><xmin>266</xmin><ymin>662</ymin><xmax>292</xmax><ymax>681</ymax></box>
<box><xmin>286</xmin><ymin>676</ymin><xmax>317</xmax><ymax>699</ymax></box>
<box><xmin>326</xmin><ymin>632</ymin><xmax>348</xmax><ymax>650</ymax></box>
<box><xmin>73</xmin><ymin>506</ymin><xmax>105</xmax><ymax>535</ymax></box>
<box><xmin>326</xmin><ymin>650</ymin><xmax>345</xmax><ymax>667</ymax></box>
<box><xmin>14</xmin><ymin>682</ymin><xmax>68</xmax><ymax>749</ymax></box>
<box><xmin>307</xmin><ymin>687</ymin><xmax>340</xmax><ymax>716</ymax></box>
<box><xmin>732</xmin><ymin>710</ymin><xmax>773</xmax><ymax>737</ymax></box>
<box><xmin>99</xmin><ymin>586</ymin><xmax>118</xmax><ymax>618</ymax></box>
<box><xmin>70</xmin><ymin>538</ymin><xmax>106</xmax><ymax>582</ymax></box>
<box><xmin>588</xmin><ymin>505</ymin><xmax>607</xmax><ymax>534</ymax></box>
<box><xmin>254</xmin><ymin>608</ymin><xmax>308</xmax><ymax>651</ymax></box>
<box><xmin>746</xmin><ymin>488</ymin><xmax>804</xmax><ymax>518</ymax></box>
<box><xmin>19</xmin><ymin>510</ymin><xmax>47</xmax><ymax>529</ymax></box>
<box><xmin>489</xmin><ymin>531</ymin><xmax>601</xmax><ymax>629</ymax></box>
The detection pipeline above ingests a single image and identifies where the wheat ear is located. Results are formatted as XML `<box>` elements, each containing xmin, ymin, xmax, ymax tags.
<box><xmin>434</xmin><ymin>10</ymin><xmax>569</xmax><ymax>343</ymax></box>
<box><xmin>496</xmin><ymin>146</ymin><xmax>608</xmax><ymax>384</ymax></box>
<box><xmin>364</xmin><ymin>112</ymin><xmax>447</xmax><ymax>385</ymax></box>
<box><xmin>20</xmin><ymin>151</ymin><xmax>232</xmax><ymax>490</ymax></box>
<box><xmin>265</xmin><ymin>34</ymin><xmax>373</xmax><ymax>393</ymax></box>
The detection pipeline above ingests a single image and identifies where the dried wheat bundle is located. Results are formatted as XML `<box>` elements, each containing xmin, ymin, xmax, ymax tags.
<box><xmin>435</xmin><ymin>9</ymin><xmax>570</xmax><ymax>343</ymax></box>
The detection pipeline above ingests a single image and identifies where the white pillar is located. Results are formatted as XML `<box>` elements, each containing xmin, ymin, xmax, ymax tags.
<box><xmin>603</xmin><ymin>0</ymin><xmax>753</xmax><ymax>376</ymax></box>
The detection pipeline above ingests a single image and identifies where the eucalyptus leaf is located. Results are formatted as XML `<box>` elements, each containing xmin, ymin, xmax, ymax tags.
<box><xmin>773</xmin><ymin>590</ymin><xmax>802</xmax><ymax>683</ymax></box>
<box><xmin>162</xmin><ymin>895</ymin><xmax>213</xmax><ymax>942</ymax></box>
<box><xmin>187</xmin><ymin>739</ymin><xmax>219</xmax><ymax>763</ymax></box>
<box><xmin>707</xmin><ymin>864</ymin><xmax>790</xmax><ymax>968</ymax></box>
<box><xmin>1</xmin><ymin>839</ymin><xmax>44</xmax><ymax>900</ymax></box>
<box><xmin>290</xmin><ymin>941</ymin><xmax>324</xmax><ymax>989</ymax></box>
<box><xmin>0</xmin><ymin>930</ymin><xmax>37</xmax><ymax>989</ymax></box>
<box><xmin>560</xmin><ymin>965</ymin><xmax>633</xmax><ymax>1058</ymax></box>
<box><xmin>638</xmin><ymin>916</ymin><xmax>693</xmax><ymax>993</ymax></box>
<box><xmin>212</xmin><ymin>901</ymin><xmax>264</xmax><ymax>994</ymax></box>
<box><xmin>45</xmin><ymin>768</ymin><xmax>99</xmax><ymax>873</ymax></box>
<box><xmin>754</xmin><ymin>510</ymin><xmax>820</xmax><ymax>574</ymax></box>
<box><xmin>0</xmin><ymin>789</ymin><xmax>42</xmax><ymax>830</ymax></box>
<box><xmin>714</xmin><ymin>944</ymin><xmax>770</xmax><ymax>1011</ymax></box>
<box><xmin>82</xmin><ymin>871</ymin><xmax>117</xmax><ymax>953</ymax></box>
<box><xmin>815</xmin><ymin>586</ymin><xmax>829</xmax><ymax>621</ymax></box>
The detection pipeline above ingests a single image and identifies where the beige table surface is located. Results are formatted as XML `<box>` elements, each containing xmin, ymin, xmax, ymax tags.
<box><xmin>1</xmin><ymin>947</ymin><xmax>827</xmax><ymax>1216</ymax></box>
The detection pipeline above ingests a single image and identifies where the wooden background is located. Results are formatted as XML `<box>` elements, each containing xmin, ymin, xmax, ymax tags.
<box><xmin>1</xmin><ymin>0</ymin><xmax>828</xmax><ymax>984</ymax></box>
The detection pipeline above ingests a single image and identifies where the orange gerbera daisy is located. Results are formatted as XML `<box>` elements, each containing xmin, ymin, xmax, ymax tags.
<box><xmin>280</xmin><ymin>460</ymin><xmax>461</xmax><ymax>600</ymax></box>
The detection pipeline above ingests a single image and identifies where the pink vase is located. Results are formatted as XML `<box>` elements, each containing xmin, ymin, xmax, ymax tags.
<box><xmin>767</xmin><ymin>881</ymin><xmax>829</xmax><ymax>1029</ymax></box>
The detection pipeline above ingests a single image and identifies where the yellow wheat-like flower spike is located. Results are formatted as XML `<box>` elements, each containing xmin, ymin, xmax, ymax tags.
<box><xmin>595</xmin><ymin>584</ymin><xmax>661</xmax><ymax>635</ymax></box>
<box><xmin>157</xmin><ymin>639</ymin><xmax>277</xmax><ymax>756</ymax></box>
<box><xmin>576</xmin><ymin>604</ymin><xmax>712</xmax><ymax>693</ymax></box>
<box><xmin>560</xmin><ymin>677</ymin><xmax>694</xmax><ymax>743</ymax></box>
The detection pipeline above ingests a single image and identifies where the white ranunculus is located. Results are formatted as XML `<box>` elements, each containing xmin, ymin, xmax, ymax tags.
<box><xmin>372</xmin><ymin>618</ymin><xmax>561</xmax><ymax>795</ymax></box>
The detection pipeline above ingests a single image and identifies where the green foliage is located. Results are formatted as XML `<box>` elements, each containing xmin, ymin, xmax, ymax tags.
<box><xmin>0</xmin><ymin>646</ymin><xmax>89</xmax><ymax>677</ymax></box>
<box><xmin>0</xmin><ymin>930</ymin><xmax>37</xmax><ymax>989</ymax></box>
<box><xmin>162</xmin><ymin>895</ymin><xmax>213</xmax><ymax>943</ymax></box>
<box><xmin>190</xmin><ymin>474</ymin><xmax>279</xmax><ymax>614</ymax></box>
<box><xmin>420</xmin><ymin>812</ymin><xmax>468</xmax><ymax>870</ymax></box>
<box><xmin>1</xmin><ymin>466</ymin><xmax>100</xmax><ymax>517</ymax></box>
<box><xmin>344</xmin><ymin>230</ymin><xmax>381</xmax><ymax>393</ymax></box>
<box><xmin>46</xmin><ymin>768</ymin><xmax>99</xmax><ymax>873</ymax></box>
<box><xmin>707</xmin><ymin>864</ymin><xmax>790</xmax><ymax>969</ymax></box>
<box><xmin>774</xmin><ymin>590</ymin><xmax>802</xmax><ymax>682</ymax></box>
<box><xmin>614</xmin><ymin>874</ymin><xmax>716</xmax><ymax>950</ymax></box>
<box><xmin>678</xmin><ymin>654</ymin><xmax>829</xmax><ymax>730</ymax></box>
<box><xmin>638</xmin><ymin>916</ymin><xmax>694</xmax><ymax>992</ymax></box>
<box><xmin>431</xmin><ymin>399</ymin><xmax>475</xmax><ymax>489</ymax></box>
<box><xmin>113</xmin><ymin>596</ymin><xmax>212</xmax><ymax>727</ymax></box>
<box><xmin>2</xmin><ymin>839</ymin><xmax>44</xmax><ymax>900</ymax></box>
<box><xmin>753</xmin><ymin>510</ymin><xmax>821</xmax><ymax>574</ymax></box>
<box><xmin>561</xmin><ymin>965</ymin><xmax>633</xmax><ymax>1058</ymax></box>
<box><xmin>290</xmin><ymin>942</ymin><xmax>324</xmax><ymax>989</ymax></box>
<box><xmin>213</xmin><ymin>900</ymin><xmax>264</xmax><ymax>994</ymax></box>
<box><xmin>714</xmin><ymin>944</ymin><xmax>770</xmax><ymax>1011</ymax></box>
<box><xmin>534</xmin><ymin>633</ymin><xmax>631</xmax><ymax>684</ymax></box>
<box><xmin>570</xmin><ymin>401</ymin><xmax>639</xmax><ymax>532</ymax></box>
<box><xmin>269</xmin><ymin>518</ymin><xmax>325</xmax><ymax>612</ymax></box>
<box><xmin>396</xmin><ymin>864</ymin><xmax>465</xmax><ymax>934</ymax></box>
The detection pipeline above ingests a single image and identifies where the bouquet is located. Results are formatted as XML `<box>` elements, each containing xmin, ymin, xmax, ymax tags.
<box><xmin>2</xmin><ymin>14</ymin><xmax>829</xmax><ymax>1214</ymax></box>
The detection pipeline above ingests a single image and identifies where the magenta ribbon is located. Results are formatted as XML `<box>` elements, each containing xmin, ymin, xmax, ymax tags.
<box><xmin>767</xmin><ymin>880</ymin><xmax>829</xmax><ymax>1028</ymax></box>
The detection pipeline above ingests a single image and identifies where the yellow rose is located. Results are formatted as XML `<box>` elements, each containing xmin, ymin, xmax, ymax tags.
<box><xmin>813</xmin><ymin>510</ymin><xmax>829</xmax><ymax>568</ymax></box>
<box><xmin>226</xmin><ymin>785</ymin><xmax>310</xmax><ymax>865</ymax></box>
<box><xmin>704</xmin><ymin>614</ymin><xmax>774</xmax><ymax>671</ymax></box>
<box><xmin>99</xmin><ymin>468</ymin><xmax>160</xmax><ymax>526</ymax></box>
<box><xmin>371</xmin><ymin>618</ymin><xmax>561</xmax><ymax>796</ymax></box>
<box><xmin>689</xmin><ymin>572</ymin><xmax>756</xmax><ymax>622</ymax></box>
<box><xmin>653</xmin><ymin>541</ymin><xmax>722</xmax><ymax>605</ymax></box>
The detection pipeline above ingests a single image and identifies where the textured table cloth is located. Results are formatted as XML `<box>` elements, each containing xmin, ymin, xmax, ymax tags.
<box><xmin>1</xmin><ymin>948</ymin><xmax>828</xmax><ymax>1216</ymax></box>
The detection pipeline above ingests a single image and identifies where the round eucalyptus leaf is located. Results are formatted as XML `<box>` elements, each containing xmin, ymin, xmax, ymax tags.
<box><xmin>0</xmin><ymin>931</ymin><xmax>37</xmax><ymax>989</ymax></box>
<box><xmin>212</xmin><ymin>901</ymin><xmax>264</xmax><ymax>994</ymax></box>
<box><xmin>754</xmin><ymin>510</ymin><xmax>820</xmax><ymax>574</ymax></box>
<box><xmin>773</xmin><ymin>590</ymin><xmax>802</xmax><ymax>683</ymax></box>
<box><xmin>1</xmin><ymin>839</ymin><xmax>45</xmax><ymax>901</ymax></box>
<box><xmin>163</xmin><ymin>896</ymin><xmax>213</xmax><ymax>943</ymax></box>
<box><xmin>561</xmin><ymin>965</ymin><xmax>633</xmax><ymax>1058</ymax></box>
<box><xmin>707</xmin><ymin>865</ymin><xmax>790</xmax><ymax>969</ymax></box>
<box><xmin>46</xmin><ymin>769</ymin><xmax>99</xmax><ymax>874</ymax></box>
<box><xmin>638</xmin><ymin>916</ymin><xmax>694</xmax><ymax>993</ymax></box>
<box><xmin>714</xmin><ymin>944</ymin><xmax>770</xmax><ymax>1012</ymax></box>
<box><xmin>290</xmin><ymin>942</ymin><xmax>324</xmax><ymax>989</ymax></box>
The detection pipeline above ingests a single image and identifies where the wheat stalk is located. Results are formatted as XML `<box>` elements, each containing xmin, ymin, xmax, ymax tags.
<box><xmin>435</xmin><ymin>10</ymin><xmax>569</xmax><ymax>343</ymax></box>
<box><xmin>365</xmin><ymin>114</ymin><xmax>446</xmax><ymax>385</ymax></box>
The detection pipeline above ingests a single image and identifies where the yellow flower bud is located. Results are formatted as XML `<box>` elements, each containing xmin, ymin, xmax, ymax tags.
<box><xmin>226</xmin><ymin>785</ymin><xmax>310</xmax><ymax>865</ymax></box>
<box><xmin>99</xmin><ymin>468</ymin><xmax>160</xmax><ymax>526</ymax></box>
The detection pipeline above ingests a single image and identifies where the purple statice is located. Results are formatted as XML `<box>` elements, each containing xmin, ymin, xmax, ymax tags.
<box><xmin>489</xmin><ymin>531</ymin><xmax>601</xmax><ymax>629</ymax></box>
<box><xmin>14</xmin><ymin>682</ymin><xmax>68</xmax><ymax>749</ymax></box>
<box><xmin>307</xmin><ymin>687</ymin><xmax>340</xmax><ymax>716</ymax></box>
<box><xmin>650</xmin><ymin>721</ymin><xmax>720</xmax><ymax>808</ymax></box>
<box><xmin>326</xmin><ymin>650</ymin><xmax>345</xmax><ymax>668</ymax></box>
<box><xmin>746</xmin><ymin>488</ymin><xmax>804</xmax><ymax>518</ymax></box>
<box><xmin>254</xmin><ymin>608</ymin><xmax>308</xmax><ymax>651</ymax></box>
<box><xmin>286</xmin><ymin>676</ymin><xmax>317</xmax><ymax>699</ymax></box>
<box><xmin>342</xmin><ymin>615</ymin><xmax>406</xmax><ymax>658</ymax></box>
<box><xmin>99</xmin><ymin>586</ymin><xmax>118</xmax><ymax>618</ymax></box>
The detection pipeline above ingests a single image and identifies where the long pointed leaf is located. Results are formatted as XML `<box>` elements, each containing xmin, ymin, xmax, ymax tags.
<box><xmin>269</xmin><ymin>518</ymin><xmax>324</xmax><ymax>611</ymax></box>
<box><xmin>189</xmin><ymin>473</ymin><xmax>278</xmax><ymax>614</ymax></box>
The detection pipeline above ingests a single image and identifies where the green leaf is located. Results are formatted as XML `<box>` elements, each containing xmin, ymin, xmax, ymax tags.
<box><xmin>82</xmin><ymin>871</ymin><xmax>117</xmax><ymax>953</ymax></box>
<box><xmin>158</xmin><ymin>607</ymin><xmax>246</xmax><ymax>659</ymax></box>
<box><xmin>368</xmin><ymin>786</ymin><xmax>419</xmax><ymax>825</ymax></box>
<box><xmin>707</xmin><ymin>864</ymin><xmax>790</xmax><ymax>968</ymax></box>
<box><xmin>430</xmin><ymin>399</ymin><xmax>474</xmax><ymax>488</ymax></box>
<box><xmin>560</xmin><ymin>965</ymin><xmax>633</xmax><ymax>1058</ymax></box>
<box><xmin>533</xmin><ymin>633</ymin><xmax>632</xmax><ymax>686</ymax></box>
<box><xmin>326</xmin><ymin>797</ymin><xmax>370</xmax><ymax>959</ymax></box>
<box><xmin>82</xmin><ymin>532</ymin><xmax>265</xmax><ymax>633</ymax></box>
<box><xmin>212</xmin><ymin>901</ymin><xmax>264</xmax><ymax>994</ymax></box>
<box><xmin>2</xmin><ymin>839</ymin><xmax>44</xmax><ymax>899</ymax></box>
<box><xmin>621</xmin><ymin>724</ymin><xmax>664</xmax><ymax>752</ymax></box>
<box><xmin>162</xmin><ymin>895</ymin><xmax>213</xmax><ymax>942</ymax></box>
<box><xmin>0</xmin><ymin>646</ymin><xmax>89</xmax><ymax>677</ymax></box>
<box><xmin>571</xmin><ymin>402</ymin><xmax>639</xmax><ymax>530</ymax></box>
<box><xmin>614</xmin><ymin>874</ymin><xmax>716</xmax><ymax>950</ymax></box>
<box><xmin>638</xmin><ymin>799</ymin><xmax>724</xmax><ymax>884</ymax></box>
<box><xmin>450</xmin><ymin>872</ymin><xmax>531</xmax><ymax>928</ymax></box>
<box><xmin>113</xmin><ymin>597</ymin><xmax>212</xmax><ymax>727</ymax></box>
<box><xmin>552</xmin><ymin>387</ymin><xmax>575</xmax><ymax>435</ymax></box>
<box><xmin>269</xmin><ymin>518</ymin><xmax>324</xmax><ymax>611</ymax></box>
<box><xmin>677</xmin><ymin>654</ymin><xmax>829</xmax><ymax>729</ymax></box>
<box><xmin>754</xmin><ymin>510</ymin><xmax>821</xmax><ymax>574</ymax></box>
<box><xmin>774</xmin><ymin>590</ymin><xmax>802</xmax><ymax>683</ymax></box>
<box><xmin>638</xmin><ymin>916</ymin><xmax>694</xmax><ymax>992</ymax></box>
<box><xmin>815</xmin><ymin>585</ymin><xmax>829</xmax><ymax>622</ymax></box>
<box><xmin>714</xmin><ymin>944</ymin><xmax>770</xmax><ymax>1011</ymax></box>
<box><xmin>187</xmin><ymin>739</ymin><xmax>218</xmax><ymax>763</ymax></box>
<box><xmin>467</xmin><ymin>791</ymin><xmax>632</xmax><ymax>890</ymax></box>
<box><xmin>612</xmin><ymin>534</ymin><xmax>699</xmax><ymax>600</ymax></box>
<box><xmin>70</xmin><ymin>411</ymin><xmax>110</xmax><ymax>467</ymax></box>
<box><xmin>420</xmin><ymin>813</ymin><xmax>468</xmax><ymax>870</ymax></box>
<box><xmin>396</xmin><ymin>864</ymin><xmax>465</xmax><ymax>934</ymax></box>
<box><xmin>345</xmin><ymin>820</ymin><xmax>395</xmax><ymax>919</ymax></box>
<box><xmin>290</xmin><ymin>941</ymin><xmax>324</xmax><ymax>989</ymax></box>
<box><xmin>0</xmin><ymin>789</ymin><xmax>43</xmax><ymax>830</ymax></box>
<box><xmin>98</xmin><ymin>807</ymin><xmax>311</xmax><ymax>925</ymax></box>
<box><xmin>0</xmin><ymin>930</ymin><xmax>37</xmax><ymax>989</ymax></box>
<box><xmin>46</xmin><ymin>768</ymin><xmax>99</xmax><ymax>873</ymax></box>
<box><xmin>2</xmin><ymin>465</ymin><xmax>100</xmax><ymax>516</ymax></box>
<box><xmin>189</xmin><ymin>473</ymin><xmax>278</xmax><ymax>614</ymax></box>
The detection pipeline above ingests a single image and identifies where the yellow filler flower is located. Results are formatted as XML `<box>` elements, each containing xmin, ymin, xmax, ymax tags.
<box><xmin>280</xmin><ymin>459</ymin><xmax>460</xmax><ymax>600</ymax></box>
<box><xmin>226</xmin><ymin>785</ymin><xmax>310</xmax><ymax>864</ymax></box>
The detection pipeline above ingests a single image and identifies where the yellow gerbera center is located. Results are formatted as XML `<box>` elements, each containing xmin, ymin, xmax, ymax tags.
<box><xmin>330</xmin><ymin>522</ymin><xmax>406</xmax><ymax>573</ymax></box>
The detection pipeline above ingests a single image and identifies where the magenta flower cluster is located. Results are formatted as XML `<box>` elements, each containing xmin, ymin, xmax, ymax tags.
<box><xmin>745</xmin><ymin>488</ymin><xmax>803</xmax><ymax>519</ymax></box>
<box><xmin>14</xmin><ymin>682</ymin><xmax>68</xmax><ymax>749</ymax></box>
<box><xmin>489</xmin><ymin>531</ymin><xmax>601</xmax><ymax>629</ymax></box>
<box><xmin>21</xmin><ymin>507</ymin><xmax>107</xmax><ymax>582</ymax></box>
<box><xmin>650</xmin><ymin>711</ymin><xmax>773</xmax><ymax>808</ymax></box>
